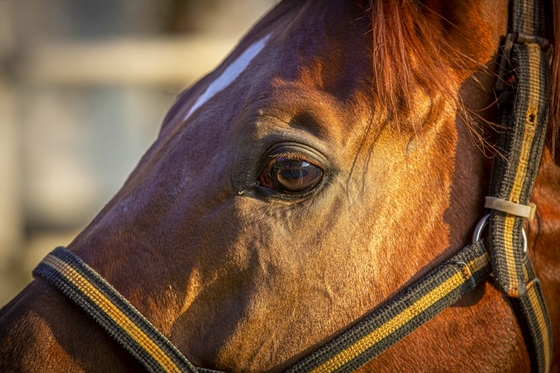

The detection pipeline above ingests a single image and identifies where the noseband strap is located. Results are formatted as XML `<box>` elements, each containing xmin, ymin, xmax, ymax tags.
<box><xmin>32</xmin><ymin>247</ymin><xmax>200</xmax><ymax>373</ymax></box>
<box><xmin>34</xmin><ymin>243</ymin><xmax>491</xmax><ymax>373</ymax></box>
<box><xmin>284</xmin><ymin>242</ymin><xmax>490</xmax><ymax>372</ymax></box>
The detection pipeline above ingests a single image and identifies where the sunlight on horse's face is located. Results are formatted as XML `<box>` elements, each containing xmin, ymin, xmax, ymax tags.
<box><xmin>67</xmin><ymin>0</ymin><xmax>518</xmax><ymax>371</ymax></box>
<box><xmin>4</xmin><ymin>0</ymin><xmax>560</xmax><ymax>371</ymax></box>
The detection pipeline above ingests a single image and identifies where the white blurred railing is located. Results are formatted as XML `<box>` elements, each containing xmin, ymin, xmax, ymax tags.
<box><xmin>18</xmin><ymin>36</ymin><xmax>239</xmax><ymax>86</ymax></box>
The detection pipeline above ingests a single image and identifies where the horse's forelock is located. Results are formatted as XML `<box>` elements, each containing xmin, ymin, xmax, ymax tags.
<box><xmin>367</xmin><ymin>0</ymin><xmax>459</xmax><ymax>121</ymax></box>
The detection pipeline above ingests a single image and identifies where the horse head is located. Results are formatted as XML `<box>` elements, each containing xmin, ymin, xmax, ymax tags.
<box><xmin>1</xmin><ymin>1</ymin><xmax>559</xmax><ymax>372</ymax></box>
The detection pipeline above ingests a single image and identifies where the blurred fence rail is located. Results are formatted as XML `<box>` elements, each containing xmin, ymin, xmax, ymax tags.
<box><xmin>17</xmin><ymin>36</ymin><xmax>239</xmax><ymax>86</ymax></box>
<box><xmin>0</xmin><ymin>0</ymin><xmax>277</xmax><ymax>307</ymax></box>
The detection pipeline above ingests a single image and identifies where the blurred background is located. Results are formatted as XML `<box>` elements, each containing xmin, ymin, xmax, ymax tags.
<box><xmin>0</xmin><ymin>0</ymin><xmax>279</xmax><ymax>306</ymax></box>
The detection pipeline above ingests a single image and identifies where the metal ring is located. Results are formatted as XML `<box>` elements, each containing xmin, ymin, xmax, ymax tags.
<box><xmin>472</xmin><ymin>213</ymin><xmax>528</xmax><ymax>254</ymax></box>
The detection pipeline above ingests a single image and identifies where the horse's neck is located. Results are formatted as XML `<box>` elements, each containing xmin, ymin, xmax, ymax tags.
<box><xmin>530</xmin><ymin>146</ymin><xmax>560</xmax><ymax>359</ymax></box>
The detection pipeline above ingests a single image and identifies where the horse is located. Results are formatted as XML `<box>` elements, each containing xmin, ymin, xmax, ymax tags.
<box><xmin>1</xmin><ymin>0</ymin><xmax>559</xmax><ymax>372</ymax></box>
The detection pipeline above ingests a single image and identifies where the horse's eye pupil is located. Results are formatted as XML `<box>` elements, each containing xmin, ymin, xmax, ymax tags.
<box><xmin>268</xmin><ymin>157</ymin><xmax>323</xmax><ymax>193</ymax></box>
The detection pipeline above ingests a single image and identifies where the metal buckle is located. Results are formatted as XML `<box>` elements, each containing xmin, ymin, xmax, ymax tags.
<box><xmin>496</xmin><ymin>32</ymin><xmax>553</xmax><ymax>92</ymax></box>
<box><xmin>472</xmin><ymin>213</ymin><xmax>528</xmax><ymax>254</ymax></box>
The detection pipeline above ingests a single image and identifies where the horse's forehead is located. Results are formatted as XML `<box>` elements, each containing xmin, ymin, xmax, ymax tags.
<box><xmin>184</xmin><ymin>33</ymin><xmax>272</xmax><ymax>122</ymax></box>
<box><xmin>168</xmin><ymin>1</ymin><xmax>372</xmax><ymax>139</ymax></box>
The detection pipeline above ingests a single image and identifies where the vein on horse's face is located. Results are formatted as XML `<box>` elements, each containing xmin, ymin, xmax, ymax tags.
<box><xmin>184</xmin><ymin>33</ymin><xmax>273</xmax><ymax>121</ymax></box>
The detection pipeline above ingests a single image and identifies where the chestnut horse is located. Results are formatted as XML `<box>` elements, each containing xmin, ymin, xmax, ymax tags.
<box><xmin>1</xmin><ymin>0</ymin><xmax>559</xmax><ymax>372</ymax></box>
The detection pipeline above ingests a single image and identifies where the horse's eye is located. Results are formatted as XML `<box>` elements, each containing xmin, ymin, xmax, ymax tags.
<box><xmin>259</xmin><ymin>156</ymin><xmax>323</xmax><ymax>193</ymax></box>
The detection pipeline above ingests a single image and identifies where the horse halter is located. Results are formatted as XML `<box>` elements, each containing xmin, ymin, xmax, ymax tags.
<box><xmin>32</xmin><ymin>0</ymin><xmax>553</xmax><ymax>372</ymax></box>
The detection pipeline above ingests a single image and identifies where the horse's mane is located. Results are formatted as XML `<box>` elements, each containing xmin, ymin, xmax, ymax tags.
<box><xmin>368</xmin><ymin>0</ymin><xmax>560</xmax><ymax>152</ymax></box>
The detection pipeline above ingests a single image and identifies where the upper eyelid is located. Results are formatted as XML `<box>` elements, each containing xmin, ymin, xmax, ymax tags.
<box><xmin>265</xmin><ymin>145</ymin><xmax>325</xmax><ymax>164</ymax></box>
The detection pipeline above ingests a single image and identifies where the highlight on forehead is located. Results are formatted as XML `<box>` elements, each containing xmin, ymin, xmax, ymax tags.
<box><xmin>184</xmin><ymin>33</ymin><xmax>272</xmax><ymax>121</ymax></box>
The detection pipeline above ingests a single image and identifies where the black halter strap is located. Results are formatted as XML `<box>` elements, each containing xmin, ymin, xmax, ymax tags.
<box><xmin>34</xmin><ymin>242</ymin><xmax>492</xmax><ymax>373</ymax></box>
<box><xmin>32</xmin><ymin>0</ymin><xmax>553</xmax><ymax>371</ymax></box>
<box><xmin>485</xmin><ymin>0</ymin><xmax>553</xmax><ymax>370</ymax></box>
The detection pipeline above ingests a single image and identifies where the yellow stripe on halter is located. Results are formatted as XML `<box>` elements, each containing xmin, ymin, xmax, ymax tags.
<box><xmin>41</xmin><ymin>255</ymin><xmax>183</xmax><ymax>373</ymax></box>
<box><xmin>501</xmin><ymin>44</ymin><xmax>542</xmax><ymax>298</ymax></box>
<box><xmin>502</xmin><ymin>215</ymin><xmax>520</xmax><ymax>295</ymax></box>
<box><xmin>507</xmin><ymin>43</ymin><xmax>541</xmax><ymax>208</ymax></box>
<box><xmin>309</xmin><ymin>256</ymin><xmax>485</xmax><ymax>373</ymax></box>
<box><xmin>526</xmin><ymin>281</ymin><xmax>552</xmax><ymax>370</ymax></box>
